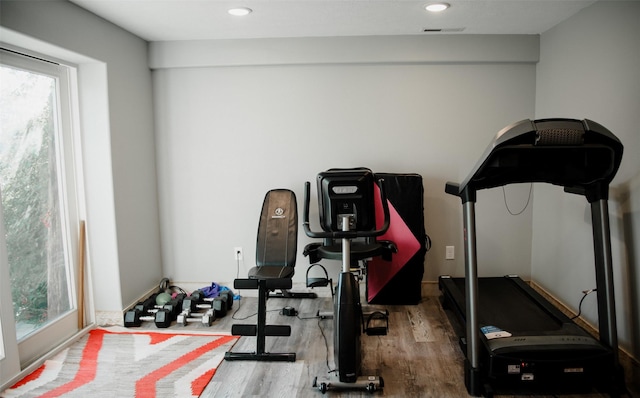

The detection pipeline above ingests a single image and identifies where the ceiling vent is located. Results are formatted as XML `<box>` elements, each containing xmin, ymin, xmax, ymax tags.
<box><xmin>423</xmin><ymin>27</ymin><xmax>466</xmax><ymax>33</ymax></box>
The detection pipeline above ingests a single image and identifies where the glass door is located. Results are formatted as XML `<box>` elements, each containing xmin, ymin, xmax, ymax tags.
<box><xmin>0</xmin><ymin>48</ymin><xmax>83</xmax><ymax>376</ymax></box>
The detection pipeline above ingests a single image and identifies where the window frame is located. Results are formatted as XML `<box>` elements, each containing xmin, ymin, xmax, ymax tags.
<box><xmin>0</xmin><ymin>47</ymin><xmax>86</xmax><ymax>373</ymax></box>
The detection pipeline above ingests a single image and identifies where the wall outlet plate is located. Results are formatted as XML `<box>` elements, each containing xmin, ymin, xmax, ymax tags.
<box><xmin>446</xmin><ymin>245</ymin><xmax>455</xmax><ymax>260</ymax></box>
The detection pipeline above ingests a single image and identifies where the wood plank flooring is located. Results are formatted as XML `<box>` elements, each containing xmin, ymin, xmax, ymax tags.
<box><xmin>171</xmin><ymin>285</ymin><xmax>637</xmax><ymax>397</ymax></box>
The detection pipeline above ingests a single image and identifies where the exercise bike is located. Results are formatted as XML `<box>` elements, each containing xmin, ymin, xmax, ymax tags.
<box><xmin>303</xmin><ymin>168</ymin><xmax>395</xmax><ymax>394</ymax></box>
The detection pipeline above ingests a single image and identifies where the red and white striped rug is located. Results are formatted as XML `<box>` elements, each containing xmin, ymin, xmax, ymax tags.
<box><xmin>2</xmin><ymin>327</ymin><xmax>238</xmax><ymax>397</ymax></box>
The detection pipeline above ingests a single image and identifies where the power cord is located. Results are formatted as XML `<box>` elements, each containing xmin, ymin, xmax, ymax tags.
<box><xmin>278</xmin><ymin>305</ymin><xmax>331</xmax><ymax>371</ymax></box>
<box><xmin>571</xmin><ymin>288</ymin><xmax>597</xmax><ymax>320</ymax></box>
<box><xmin>231</xmin><ymin>307</ymin><xmax>280</xmax><ymax>320</ymax></box>
<box><xmin>502</xmin><ymin>183</ymin><xmax>533</xmax><ymax>216</ymax></box>
<box><xmin>317</xmin><ymin>317</ymin><xmax>335</xmax><ymax>373</ymax></box>
<box><xmin>232</xmin><ymin>256</ymin><xmax>242</xmax><ymax>316</ymax></box>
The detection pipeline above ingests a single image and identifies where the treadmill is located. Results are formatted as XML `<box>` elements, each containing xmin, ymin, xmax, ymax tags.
<box><xmin>441</xmin><ymin>118</ymin><xmax>625</xmax><ymax>396</ymax></box>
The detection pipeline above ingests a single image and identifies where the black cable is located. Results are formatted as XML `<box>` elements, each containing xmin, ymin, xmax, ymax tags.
<box><xmin>502</xmin><ymin>183</ymin><xmax>533</xmax><ymax>215</ymax></box>
<box><xmin>571</xmin><ymin>288</ymin><xmax>597</xmax><ymax>320</ymax></box>
<box><xmin>231</xmin><ymin>307</ymin><xmax>280</xmax><ymax>321</ymax></box>
<box><xmin>317</xmin><ymin>317</ymin><xmax>335</xmax><ymax>373</ymax></box>
<box><xmin>230</xmin><ymin>257</ymin><xmax>242</xmax><ymax>316</ymax></box>
<box><xmin>230</xmin><ymin>296</ymin><xmax>243</xmax><ymax>319</ymax></box>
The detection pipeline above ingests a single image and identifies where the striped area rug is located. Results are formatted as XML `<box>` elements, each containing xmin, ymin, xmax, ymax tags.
<box><xmin>2</xmin><ymin>327</ymin><xmax>238</xmax><ymax>397</ymax></box>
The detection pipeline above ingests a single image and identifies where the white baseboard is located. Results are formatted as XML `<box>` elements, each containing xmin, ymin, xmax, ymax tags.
<box><xmin>96</xmin><ymin>310</ymin><xmax>127</xmax><ymax>326</ymax></box>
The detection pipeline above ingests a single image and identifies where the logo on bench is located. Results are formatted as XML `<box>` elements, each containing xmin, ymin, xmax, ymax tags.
<box><xmin>273</xmin><ymin>207</ymin><xmax>285</xmax><ymax>218</ymax></box>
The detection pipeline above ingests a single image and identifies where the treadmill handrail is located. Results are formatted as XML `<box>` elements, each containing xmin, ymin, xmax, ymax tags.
<box><xmin>446</xmin><ymin>118</ymin><xmax>623</xmax><ymax>203</ymax></box>
<box><xmin>303</xmin><ymin>179</ymin><xmax>391</xmax><ymax>239</ymax></box>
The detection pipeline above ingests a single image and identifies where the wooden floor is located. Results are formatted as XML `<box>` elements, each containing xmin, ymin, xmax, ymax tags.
<box><xmin>167</xmin><ymin>285</ymin><xmax>638</xmax><ymax>398</ymax></box>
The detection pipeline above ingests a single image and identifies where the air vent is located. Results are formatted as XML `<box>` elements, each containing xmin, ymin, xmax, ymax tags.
<box><xmin>423</xmin><ymin>27</ymin><xmax>465</xmax><ymax>33</ymax></box>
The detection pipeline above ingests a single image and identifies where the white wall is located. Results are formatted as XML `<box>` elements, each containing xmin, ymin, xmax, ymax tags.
<box><xmin>151</xmin><ymin>35</ymin><xmax>538</xmax><ymax>286</ymax></box>
<box><xmin>534</xmin><ymin>1</ymin><xmax>640</xmax><ymax>359</ymax></box>
<box><xmin>0</xmin><ymin>0</ymin><xmax>163</xmax><ymax>313</ymax></box>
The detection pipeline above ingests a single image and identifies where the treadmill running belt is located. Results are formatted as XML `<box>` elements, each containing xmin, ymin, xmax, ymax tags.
<box><xmin>451</xmin><ymin>277</ymin><xmax>561</xmax><ymax>333</ymax></box>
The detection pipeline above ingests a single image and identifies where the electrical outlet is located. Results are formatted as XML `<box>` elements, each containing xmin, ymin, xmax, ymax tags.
<box><xmin>446</xmin><ymin>245</ymin><xmax>455</xmax><ymax>260</ymax></box>
<box><xmin>234</xmin><ymin>247</ymin><xmax>243</xmax><ymax>261</ymax></box>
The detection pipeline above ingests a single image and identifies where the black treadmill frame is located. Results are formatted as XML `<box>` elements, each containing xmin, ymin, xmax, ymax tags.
<box><xmin>443</xmin><ymin>118</ymin><xmax>624</xmax><ymax>396</ymax></box>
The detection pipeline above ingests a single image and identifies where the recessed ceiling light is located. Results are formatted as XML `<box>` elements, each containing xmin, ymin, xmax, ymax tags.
<box><xmin>425</xmin><ymin>3</ymin><xmax>450</xmax><ymax>12</ymax></box>
<box><xmin>228</xmin><ymin>7</ymin><xmax>252</xmax><ymax>16</ymax></box>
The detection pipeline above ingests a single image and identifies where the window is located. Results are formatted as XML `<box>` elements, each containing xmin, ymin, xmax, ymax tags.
<box><xmin>1</xmin><ymin>48</ymin><xmax>83</xmax><ymax>369</ymax></box>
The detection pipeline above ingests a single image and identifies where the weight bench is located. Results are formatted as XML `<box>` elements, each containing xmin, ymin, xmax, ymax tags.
<box><xmin>224</xmin><ymin>189</ymin><xmax>298</xmax><ymax>362</ymax></box>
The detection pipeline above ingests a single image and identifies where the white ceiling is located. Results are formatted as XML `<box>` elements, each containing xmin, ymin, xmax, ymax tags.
<box><xmin>69</xmin><ymin>0</ymin><xmax>599</xmax><ymax>42</ymax></box>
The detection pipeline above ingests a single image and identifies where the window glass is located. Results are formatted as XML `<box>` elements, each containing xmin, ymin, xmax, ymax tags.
<box><xmin>0</xmin><ymin>56</ymin><xmax>73</xmax><ymax>341</ymax></box>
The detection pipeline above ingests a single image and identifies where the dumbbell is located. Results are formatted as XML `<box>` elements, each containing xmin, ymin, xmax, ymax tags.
<box><xmin>180</xmin><ymin>288</ymin><xmax>234</xmax><ymax>317</ymax></box>
<box><xmin>161</xmin><ymin>293</ymin><xmax>186</xmax><ymax>319</ymax></box>
<box><xmin>123</xmin><ymin>307</ymin><xmax>173</xmax><ymax>328</ymax></box>
<box><xmin>211</xmin><ymin>290</ymin><xmax>235</xmax><ymax>316</ymax></box>
<box><xmin>125</xmin><ymin>294</ymin><xmax>161</xmax><ymax>327</ymax></box>
<box><xmin>189</xmin><ymin>289</ymin><xmax>207</xmax><ymax>303</ymax></box>
<box><xmin>150</xmin><ymin>293</ymin><xmax>186</xmax><ymax>327</ymax></box>
<box><xmin>124</xmin><ymin>293</ymin><xmax>184</xmax><ymax>328</ymax></box>
<box><xmin>152</xmin><ymin>308</ymin><xmax>173</xmax><ymax>328</ymax></box>
<box><xmin>133</xmin><ymin>294</ymin><xmax>159</xmax><ymax>314</ymax></box>
<box><xmin>211</xmin><ymin>296</ymin><xmax>228</xmax><ymax>317</ymax></box>
<box><xmin>176</xmin><ymin>308</ymin><xmax>215</xmax><ymax>326</ymax></box>
<box><xmin>182</xmin><ymin>292</ymin><xmax>207</xmax><ymax>314</ymax></box>
<box><xmin>219</xmin><ymin>290</ymin><xmax>234</xmax><ymax>310</ymax></box>
<box><xmin>124</xmin><ymin>293</ymin><xmax>159</xmax><ymax>322</ymax></box>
